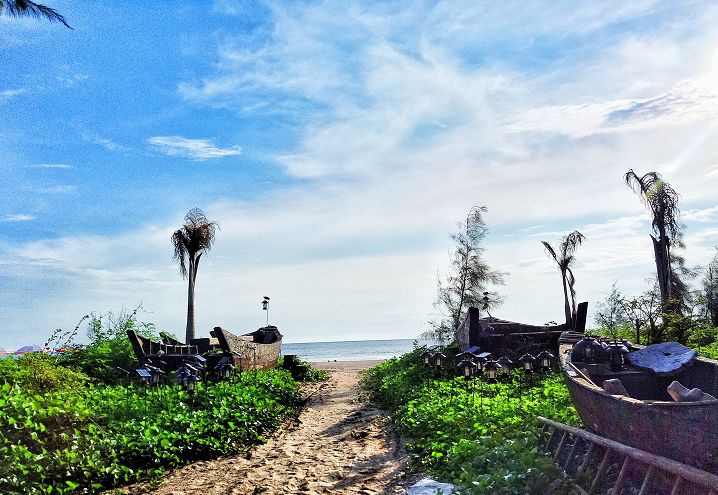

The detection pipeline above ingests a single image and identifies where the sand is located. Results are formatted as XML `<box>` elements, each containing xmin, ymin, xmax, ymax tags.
<box><xmin>131</xmin><ymin>360</ymin><xmax>410</xmax><ymax>495</ymax></box>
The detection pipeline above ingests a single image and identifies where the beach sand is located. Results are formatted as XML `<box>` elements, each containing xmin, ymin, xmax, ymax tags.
<box><xmin>129</xmin><ymin>359</ymin><xmax>410</xmax><ymax>494</ymax></box>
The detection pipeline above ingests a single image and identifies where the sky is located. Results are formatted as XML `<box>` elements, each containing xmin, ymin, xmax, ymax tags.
<box><xmin>2</xmin><ymin>1</ymin><xmax>718</xmax><ymax>349</ymax></box>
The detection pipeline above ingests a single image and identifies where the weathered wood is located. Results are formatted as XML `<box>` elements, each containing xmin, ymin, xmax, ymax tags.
<box><xmin>637</xmin><ymin>465</ymin><xmax>655</xmax><ymax>495</ymax></box>
<box><xmin>213</xmin><ymin>326</ymin><xmax>281</xmax><ymax>371</ymax></box>
<box><xmin>560</xmin><ymin>336</ymin><xmax>718</xmax><ymax>473</ymax></box>
<box><xmin>589</xmin><ymin>447</ymin><xmax>612</xmax><ymax>494</ymax></box>
<box><xmin>539</xmin><ymin>417</ymin><xmax>718</xmax><ymax>491</ymax></box>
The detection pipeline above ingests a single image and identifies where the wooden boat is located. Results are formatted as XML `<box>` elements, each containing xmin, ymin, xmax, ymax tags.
<box><xmin>212</xmin><ymin>325</ymin><xmax>282</xmax><ymax>371</ymax></box>
<box><xmin>455</xmin><ymin>302</ymin><xmax>588</xmax><ymax>352</ymax></box>
<box><xmin>127</xmin><ymin>325</ymin><xmax>282</xmax><ymax>372</ymax></box>
<box><xmin>559</xmin><ymin>332</ymin><xmax>718</xmax><ymax>474</ymax></box>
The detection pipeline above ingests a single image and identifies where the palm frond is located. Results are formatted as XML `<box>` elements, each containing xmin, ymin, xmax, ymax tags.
<box><xmin>171</xmin><ymin>229</ymin><xmax>189</xmax><ymax>279</ymax></box>
<box><xmin>624</xmin><ymin>169</ymin><xmax>682</xmax><ymax>241</ymax></box>
<box><xmin>542</xmin><ymin>241</ymin><xmax>559</xmax><ymax>263</ymax></box>
<box><xmin>3</xmin><ymin>0</ymin><xmax>72</xmax><ymax>29</ymax></box>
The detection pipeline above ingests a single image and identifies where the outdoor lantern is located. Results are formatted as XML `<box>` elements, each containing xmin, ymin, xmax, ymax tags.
<box><xmin>262</xmin><ymin>296</ymin><xmax>270</xmax><ymax>311</ymax></box>
<box><xmin>536</xmin><ymin>350</ymin><xmax>555</xmax><ymax>372</ymax></box>
<box><xmin>571</xmin><ymin>336</ymin><xmax>596</xmax><ymax>363</ymax></box>
<box><xmin>607</xmin><ymin>342</ymin><xmax>630</xmax><ymax>371</ymax></box>
<box><xmin>473</xmin><ymin>353</ymin><xmax>488</xmax><ymax>371</ymax></box>
<box><xmin>214</xmin><ymin>356</ymin><xmax>235</xmax><ymax>379</ymax></box>
<box><xmin>484</xmin><ymin>360</ymin><xmax>501</xmax><ymax>382</ymax></box>
<box><xmin>496</xmin><ymin>356</ymin><xmax>513</xmax><ymax>380</ymax></box>
<box><xmin>457</xmin><ymin>359</ymin><xmax>474</xmax><ymax>380</ymax></box>
<box><xmin>519</xmin><ymin>353</ymin><xmax>535</xmax><ymax>373</ymax></box>
<box><xmin>421</xmin><ymin>351</ymin><xmax>432</xmax><ymax>367</ymax></box>
<box><xmin>433</xmin><ymin>352</ymin><xmax>446</xmax><ymax>369</ymax></box>
<box><xmin>185</xmin><ymin>373</ymin><xmax>197</xmax><ymax>392</ymax></box>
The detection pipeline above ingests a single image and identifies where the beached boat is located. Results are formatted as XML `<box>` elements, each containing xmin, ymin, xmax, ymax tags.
<box><xmin>455</xmin><ymin>302</ymin><xmax>588</xmax><ymax>352</ymax></box>
<box><xmin>559</xmin><ymin>332</ymin><xmax>718</xmax><ymax>473</ymax></box>
<box><xmin>127</xmin><ymin>325</ymin><xmax>282</xmax><ymax>372</ymax></box>
<box><xmin>212</xmin><ymin>325</ymin><xmax>282</xmax><ymax>371</ymax></box>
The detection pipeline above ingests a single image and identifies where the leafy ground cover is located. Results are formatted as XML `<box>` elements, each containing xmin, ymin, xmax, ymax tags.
<box><xmin>0</xmin><ymin>357</ymin><xmax>302</xmax><ymax>495</ymax></box>
<box><xmin>362</xmin><ymin>348</ymin><xmax>580</xmax><ymax>494</ymax></box>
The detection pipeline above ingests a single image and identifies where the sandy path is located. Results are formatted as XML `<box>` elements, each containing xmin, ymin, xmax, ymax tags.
<box><xmin>146</xmin><ymin>362</ymin><xmax>409</xmax><ymax>495</ymax></box>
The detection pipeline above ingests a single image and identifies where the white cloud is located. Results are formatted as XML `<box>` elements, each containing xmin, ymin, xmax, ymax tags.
<box><xmin>2</xmin><ymin>214</ymin><xmax>35</xmax><ymax>222</ymax></box>
<box><xmin>27</xmin><ymin>163</ymin><xmax>73</xmax><ymax>169</ymax></box>
<box><xmin>0</xmin><ymin>88</ymin><xmax>26</xmax><ymax>102</ymax></box>
<box><xmin>148</xmin><ymin>136</ymin><xmax>242</xmax><ymax>160</ymax></box>
<box><xmin>684</xmin><ymin>206</ymin><xmax>718</xmax><ymax>223</ymax></box>
<box><xmin>82</xmin><ymin>132</ymin><xmax>129</xmax><ymax>152</ymax></box>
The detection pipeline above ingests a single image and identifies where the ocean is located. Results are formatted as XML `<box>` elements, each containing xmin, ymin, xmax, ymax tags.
<box><xmin>282</xmin><ymin>338</ymin><xmax>428</xmax><ymax>363</ymax></box>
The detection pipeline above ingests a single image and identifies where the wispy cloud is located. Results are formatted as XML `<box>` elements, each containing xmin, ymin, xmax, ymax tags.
<box><xmin>147</xmin><ymin>136</ymin><xmax>242</xmax><ymax>160</ymax></box>
<box><xmin>0</xmin><ymin>88</ymin><xmax>26</xmax><ymax>103</ymax></box>
<box><xmin>82</xmin><ymin>132</ymin><xmax>130</xmax><ymax>152</ymax></box>
<box><xmin>27</xmin><ymin>163</ymin><xmax>74</xmax><ymax>169</ymax></box>
<box><xmin>26</xmin><ymin>185</ymin><xmax>77</xmax><ymax>194</ymax></box>
<box><xmin>3</xmin><ymin>214</ymin><xmax>35</xmax><ymax>222</ymax></box>
<box><xmin>684</xmin><ymin>206</ymin><xmax>718</xmax><ymax>223</ymax></box>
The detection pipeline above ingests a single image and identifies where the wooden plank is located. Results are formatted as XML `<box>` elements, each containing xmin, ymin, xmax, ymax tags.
<box><xmin>544</xmin><ymin>428</ymin><xmax>559</xmax><ymax>453</ymax></box>
<box><xmin>538</xmin><ymin>417</ymin><xmax>718</xmax><ymax>490</ymax></box>
<box><xmin>564</xmin><ymin>437</ymin><xmax>581</xmax><ymax>471</ymax></box>
<box><xmin>589</xmin><ymin>448</ymin><xmax>612</xmax><ymax>494</ymax></box>
<box><xmin>576</xmin><ymin>442</ymin><xmax>596</xmax><ymax>482</ymax></box>
<box><xmin>612</xmin><ymin>456</ymin><xmax>632</xmax><ymax>494</ymax></box>
<box><xmin>553</xmin><ymin>431</ymin><xmax>569</xmax><ymax>461</ymax></box>
<box><xmin>669</xmin><ymin>477</ymin><xmax>683</xmax><ymax>495</ymax></box>
<box><xmin>638</xmin><ymin>465</ymin><xmax>655</xmax><ymax>495</ymax></box>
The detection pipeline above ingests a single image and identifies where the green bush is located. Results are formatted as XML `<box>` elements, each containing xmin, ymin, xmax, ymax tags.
<box><xmin>0</xmin><ymin>353</ymin><xmax>88</xmax><ymax>394</ymax></box>
<box><xmin>0</xmin><ymin>369</ymin><xmax>301</xmax><ymax>494</ymax></box>
<box><xmin>59</xmin><ymin>309</ymin><xmax>159</xmax><ymax>385</ymax></box>
<box><xmin>362</xmin><ymin>349</ymin><xmax>579</xmax><ymax>494</ymax></box>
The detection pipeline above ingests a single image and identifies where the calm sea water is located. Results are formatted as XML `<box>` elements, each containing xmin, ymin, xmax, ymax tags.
<box><xmin>282</xmin><ymin>338</ymin><xmax>428</xmax><ymax>362</ymax></box>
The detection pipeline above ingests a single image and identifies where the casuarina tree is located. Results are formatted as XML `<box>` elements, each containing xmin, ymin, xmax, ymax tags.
<box><xmin>0</xmin><ymin>0</ymin><xmax>72</xmax><ymax>28</ymax></box>
<box><xmin>624</xmin><ymin>169</ymin><xmax>687</xmax><ymax>316</ymax></box>
<box><xmin>428</xmin><ymin>205</ymin><xmax>506</xmax><ymax>343</ymax></box>
<box><xmin>172</xmin><ymin>208</ymin><xmax>219</xmax><ymax>343</ymax></box>
<box><xmin>542</xmin><ymin>230</ymin><xmax>585</xmax><ymax>328</ymax></box>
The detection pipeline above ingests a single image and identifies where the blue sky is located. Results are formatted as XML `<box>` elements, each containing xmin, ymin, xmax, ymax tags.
<box><xmin>2</xmin><ymin>1</ymin><xmax>718</xmax><ymax>349</ymax></box>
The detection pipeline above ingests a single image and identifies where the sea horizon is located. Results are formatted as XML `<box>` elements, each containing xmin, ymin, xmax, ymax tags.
<box><xmin>282</xmin><ymin>338</ymin><xmax>432</xmax><ymax>363</ymax></box>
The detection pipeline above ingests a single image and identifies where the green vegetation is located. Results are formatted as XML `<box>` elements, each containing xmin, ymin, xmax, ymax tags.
<box><xmin>0</xmin><ymin>359</ymin><xmax>301</xmax><ymax>494</ymax></box>
<box><xmin>0</xmin><ymin>309</ymin><xmax>326</xmax><ymax>495</ymax></box>
<box><xmin>362</xmin><ymin>349</ymin><xmax>579</xmax><ymax>494</ymax></box>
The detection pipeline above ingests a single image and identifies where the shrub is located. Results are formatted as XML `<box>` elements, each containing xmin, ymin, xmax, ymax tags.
<box><xmin>0</xmin><ymin>369</ymin><xmax>301</xmax><ymax>494</ymax></box>
<box><xmin>0</xmin><ymin>352</ymin><xmax>88</xmax><ymax>394</ymax></box>
<box><xmin>362</xmin><ymin>350</ymin><xmax>578</xmax><ymax>494</ymax></box>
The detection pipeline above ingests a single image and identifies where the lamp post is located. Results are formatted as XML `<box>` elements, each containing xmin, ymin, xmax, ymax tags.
<box><xmin>262</xmin><ymin>296</ymin><xmax>270</xmax><ymax>326</ymax></box>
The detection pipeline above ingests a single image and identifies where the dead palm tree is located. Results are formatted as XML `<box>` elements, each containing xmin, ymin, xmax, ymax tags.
<box><xmin>624</xmin><ymin>170</ymin><xmax>683</xmax><ymax>315</ymax></box>
<box><xmin>172</xmin><ymin>208</ymin><xmax>219</xmax><ymax>343</ymax></box>
<box><xmin>542</xmin><ymin>230</ymin><xmax>585</xmax><ymax>328</ymax></box>
<box><xmin>0</xmin><ymin>0</ymin><xmax>72</xmax><ymax>28</ymax></box>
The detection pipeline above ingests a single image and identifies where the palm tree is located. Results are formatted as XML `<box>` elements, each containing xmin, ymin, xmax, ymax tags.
<box><xmin>624</xmin><ymin>170</ymin><xmax>684</xmax><ymax>315</ymax></box>
<box><xmin>172</xmin><ymin>208</ymin><xmax>219</xmax><ymax>343</ymax></box>
<box><xmin>542</xmin><ymin>230</ymin><xmax>585</xmax><ymax>328</ymax></box>
<box><xmin>0</xmin><ymin>0</ymin><xmax>72</xmax><ymax>28</ymax></box>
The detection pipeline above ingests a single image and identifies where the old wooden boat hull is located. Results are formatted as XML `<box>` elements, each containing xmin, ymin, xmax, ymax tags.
<box><xmin>212</xmin><ymin>326</ymin><xmax>282</xmax><ymax>371</ymax></box>
<box><xmin>455</xmin><ymin>302</ymin><xmax>588</xmax><ymax>352</ymax></box>
<box><xmin>559</xmin><ymin>334</ymin><xmax>718</xmax><ymax>473</ymax></box>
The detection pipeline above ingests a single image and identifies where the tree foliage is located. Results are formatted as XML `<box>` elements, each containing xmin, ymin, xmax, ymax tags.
<box><xmin>172</xmin><ymin>208</ymin><xmax>219</xmax><ymax>343</ymax></box>
<box><xmin>594</xmin><ymin>283</ymin><xmax>629</xmax><ymax>339</ymax></box>
<box><xmin>541</xmin><ymin>230</ymin><xmax>585</xmax><ymax>327</ymax></box>
<box><xmin>427</xmin><ymin>206</ymin><xmax>506</xmax><ymax>344</ymax></box>
<box><xmin>624</xmin><ymin>169</ymin><xmax>688</xmax><ymax>316</ymax></box>
<box><xmin>0</xmin><ymin>0</ymin><xmax>72</xmax><ymax>28</ymax></box>
<box><xmin>702</xmin><ymin>248</ymin><xmax>718</xmax><ymax>327</ymax></box>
